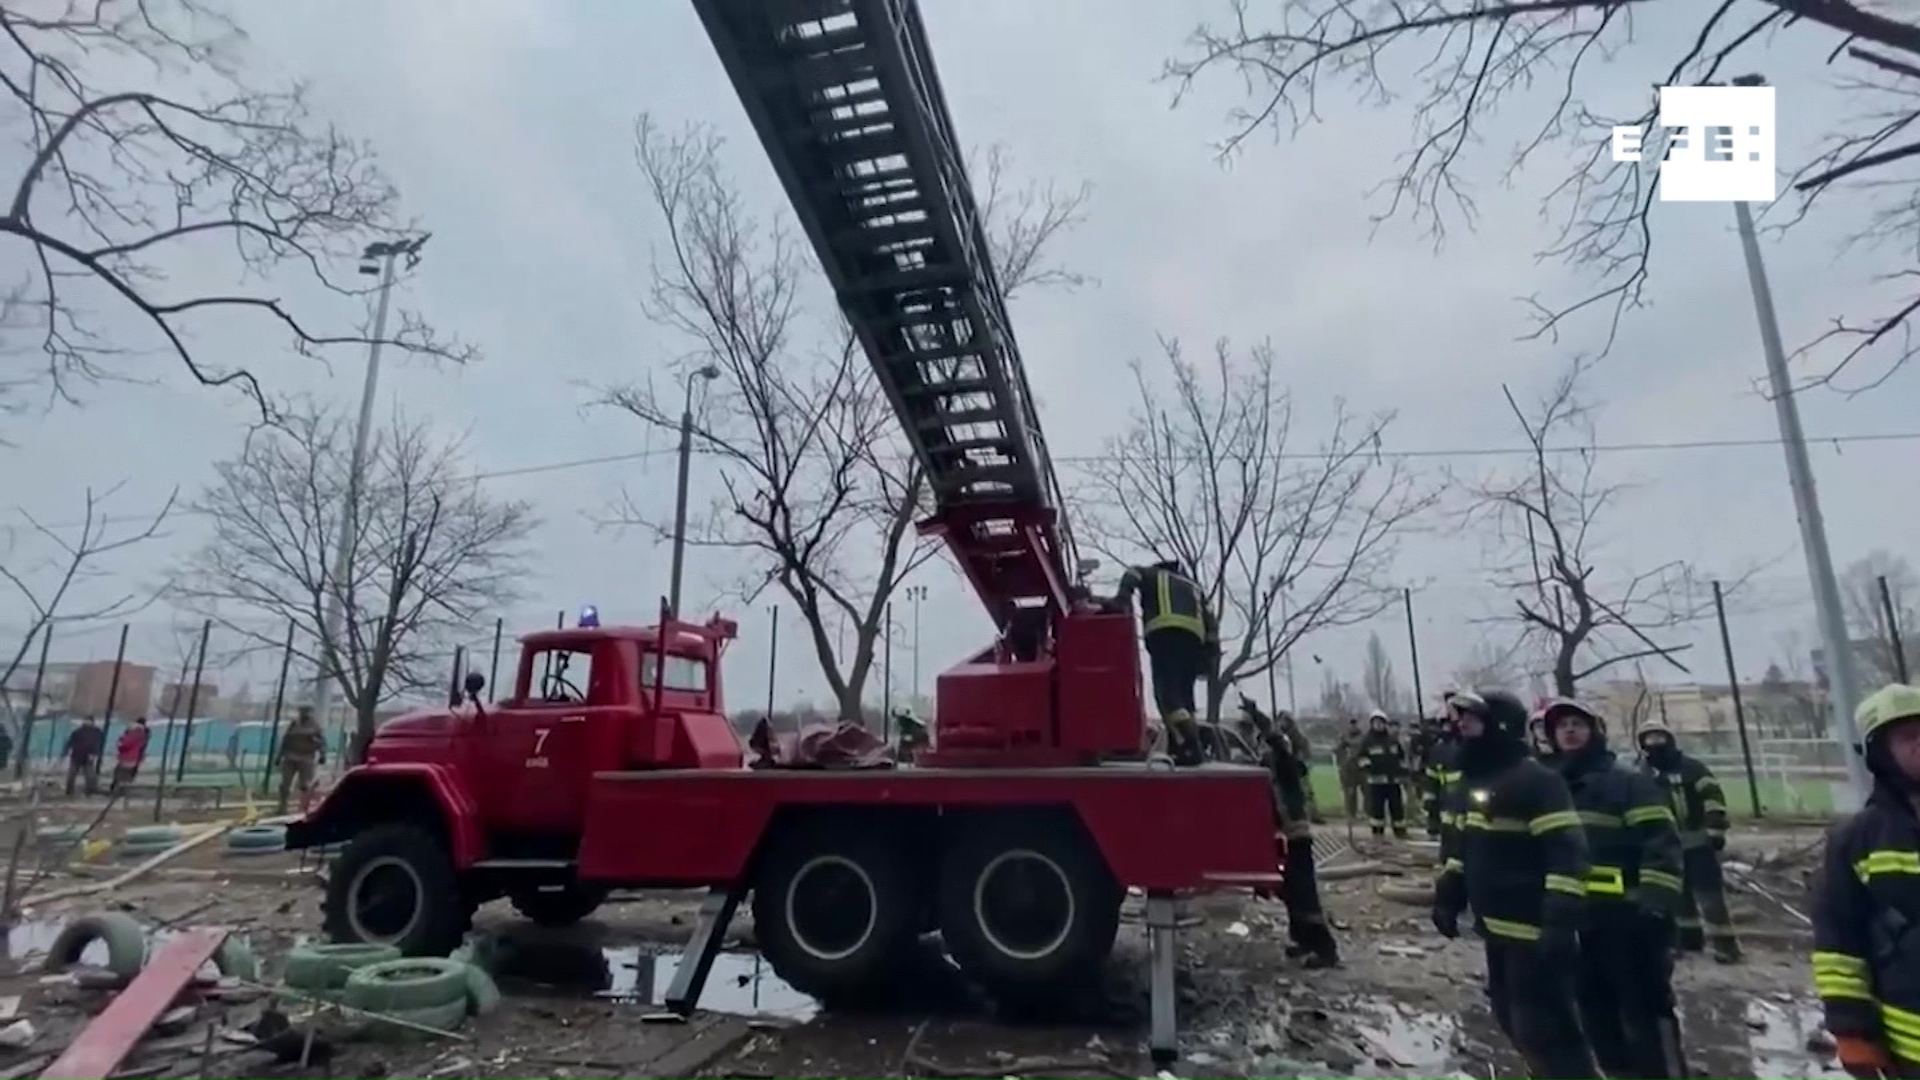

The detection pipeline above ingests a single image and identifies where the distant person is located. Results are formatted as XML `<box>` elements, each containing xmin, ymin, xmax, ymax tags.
<box><xmin>225</xmin><ymin>727</ymin><xmax>242</xmax><ymax>771</ymax></box>
<box><xmin>1637</xmin><ymin>719</ymin><xmax>1741</xmax><ymax>964</ymax></box>
<box><xmin>1334</xmin><ymin>718</ymin><xmax>1365</xmax><ymax>819</ymax></box>
<box><xmin>276</xmin><ymin>707</ymin><xmax>327</xmax><ymax>813</ymax></box>
<box><xmin>0</xmin><ymin>721</ymin><xmax>12</xmax><ymax>772</ymax></box>
<box><xmin>110</xmin><ymin>717</ymin><xmax>150</xmax><ymax>794</ymax></box>
<box><xmin>63</xmin><ymin>716</ymin><xmax>104</xmax><ymax>796</ymax></box>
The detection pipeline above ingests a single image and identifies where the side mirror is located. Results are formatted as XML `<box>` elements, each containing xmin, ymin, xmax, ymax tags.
<box><xmin>463</xmin><ymin>672</ymin><xmax>486</xmax><ymax>700</ymax></box>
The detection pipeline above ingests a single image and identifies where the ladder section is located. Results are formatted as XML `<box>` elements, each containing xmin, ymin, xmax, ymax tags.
<box><xmin>691</xmin><ymin>0</ymin><xmax>1076</xmax><ymax>623</ymax></box>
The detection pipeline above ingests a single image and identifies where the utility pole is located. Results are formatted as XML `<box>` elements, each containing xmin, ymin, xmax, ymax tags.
<box><xmin>883</xmin><ymin>601</ymin><xmax>894</xmax><ymax>732</ymax></box>
<box><xmin>668</xmin><ymin>364</ymin><xmax>721</xmax><ymax>617</ymax></box>
<box><xmin>767</xmin><ymin>605</ymin><xmax>779</xmax><ymax>723</ymax></box>
<box><xmin>1402</xmin><ymin>587</ymin><xmax>1424</xmax><ymax>712</ymax></box>
<box><xmin>309</xmin><ymin>235</ymin><xmax>429</xmax><ymax>752</ymax></box>
<box><xmin>1879</xmin><ymin>575</ymin><xmax>1911</xmax><ymax>683</ymax></box>
<box><xmin>1729</xmin><ymin>132</ymin><xmax>1870</xmax><ymax>798</ymax></box>
<box><xmin>1712</xmin><ymin>580</ymin><xmax>1763</xmax><ymax>817</ymax></box>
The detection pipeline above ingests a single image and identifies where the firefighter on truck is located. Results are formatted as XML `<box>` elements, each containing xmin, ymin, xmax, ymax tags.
<box><xmin>1813</xmin><ymin>683</ymin><xmax>1920</xmax><ymax>1079</ymax></box>
<box><xmin>1434</xmin><ymin>690</ymin><xmax>1601</xmax><ymax>1078</ymax></box>
<box><xmin>1540</xmin><ymin>697</ymin><xmax>1691</xmax><ymax>1079</ymax></box>
<box><xmin>1111</xmin><ymin>559</ymin><xmax>1218</xmax><ymax>766</ymax></box>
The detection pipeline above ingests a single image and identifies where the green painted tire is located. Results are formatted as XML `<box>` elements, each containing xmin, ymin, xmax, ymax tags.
<box><xmin>365</xmin><ymin>997</ymin><xmax>468</xmax><ymax>1039</ymax></box>
<box><xmin>226</xmin><ymin>824</ymin><xmax>287</xmax><ymax>851</ymax></box>
<box><xmin>342</xmin><ymin>958</ymin><xmax>469</xmax><ymax>1012</ymax></box>
<box><xmin>282</xmin><ymin>942</ymin><xmax>403</xmax><ymax>992</ymax></box>
<box><xmin>42</xmin><ymin>912</ymin><xmax>147</xmax><ymax>977</ymax></box>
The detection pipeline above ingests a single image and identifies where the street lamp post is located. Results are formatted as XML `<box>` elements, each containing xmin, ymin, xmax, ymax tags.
<box><xmin>668</xmin><ymin>364</ymin><xmax>721</xmax><ymax>617</ymax></box>
<box><xmin>310</xmin><ymin>235</ymin><xmax>428</xmax><ymax>756</ymax></box>
<box><xmin>1722</xmin><ymin>75</ymin><xmax>1867</xmax><ymax>800</ymax></box>
<box><xmin>906</xmin><ymin>584</ymin><xmax>928</xmax><ymax>701</ymax></box>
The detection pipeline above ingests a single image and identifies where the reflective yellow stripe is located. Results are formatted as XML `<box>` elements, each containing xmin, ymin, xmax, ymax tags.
<box><xmin>1546</xmin><ymin>873</ymin><xmax>1589</xmax><ymax>897</ymax></box>
<box><xmin>1624</xmin><ymin>804</ymin><xmax>1676</xmax><ymax>826</ymax></box>
<box><xmin>1462</xmin><ymin>812</ymin><xmax>1529</xmax><ymax>833</ymax></box>
<box><xmin>1641</xmin><ymin>868</ymin><xmax>1684</xmax><ymax>892</ymax></box>
<box><xmin>1529</xmin><ymin>810</ymin><xmax>1581</xmax><ymax>835</ymax></box>
<box><xmin>1440</xmin><ymin>858</ymin><xmax>1464</xmax><ymax>875</ymax></box>
<box><xmin>1854</xmin><ymin>850</ymin><xmax>1920</xmax><ymax>883</ymax></box>
<box><xmin>1577</xmin><ymin>810</ymin><xmax>1621</xmax><ymax>828</ymax></box>
<box><xmin>1702</xmin><ymin>800</ymin><xmax>1727</xmax><ymax>813</ymax></box>
<box><xmin>1481</xmin><ymin>917</ymin><xmax>1541</xmax><ymax>942</ymax></box>
<box><xmin>1885</xmin><ymin>1004</ymin><xmax>1920</xmax><ymax>1064</ymax></box>
<box><xmin>1813</xmin><ymin>951</ymin><xmax>1876</xmax><ymax>1002</ymax></box>
<box><xmin>1146</xmin><ymin>573</ymin><xmax>1205</xmax><ymax>637</ymax></box>
<box><xmin>1675</xmin><ymin>915</ymin><xmax>1701</xmax><ymax>928</ymax></box>
<box><xmin>1585</xmin><ymin>865</ymin><xmax>1626</xmax><ymax>895</ymax></box>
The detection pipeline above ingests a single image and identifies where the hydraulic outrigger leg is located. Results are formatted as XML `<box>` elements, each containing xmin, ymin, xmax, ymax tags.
<box><xmin>1145</xmin><ymin>891</ymin><xmax>1180</xmax><ymax>1066</ymax></box>
<box><xmin>663</xmin><ymin>885</ymin><xmax>744</xmax><ymax>1016</ymax></box>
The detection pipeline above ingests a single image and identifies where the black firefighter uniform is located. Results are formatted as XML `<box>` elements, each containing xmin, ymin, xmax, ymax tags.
<box><xmin>1359</xmin><ymin>720</ymin><xmax>1411</xmax><ymax>838</ymax></box>
<box><xmin>1436</xmin><ymin>697</ymin><xmax>1600</xmax><ymax>1080</ymax></box>
<box><xmin>1813</xmin><ymin>683</ymin><xmax>1920</xmax><ymax>1078</ymax></box>
<box><xmin>1640</xmin><ymin>721</ymin><xmax>1742</xmax><ymax>961</ymax></box>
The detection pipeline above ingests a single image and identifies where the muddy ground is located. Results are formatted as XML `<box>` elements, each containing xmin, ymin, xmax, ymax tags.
<box><xmin>0</xmin><ymin>788</ymin><xmax>1842</xmax><ymax>1079</ymax></box>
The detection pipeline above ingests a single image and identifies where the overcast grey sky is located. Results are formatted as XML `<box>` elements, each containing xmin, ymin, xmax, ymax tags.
<box><xmin>3</xmin><ymin>0</ymin><xmax>1915</xmax><ymax>714</ymax></box>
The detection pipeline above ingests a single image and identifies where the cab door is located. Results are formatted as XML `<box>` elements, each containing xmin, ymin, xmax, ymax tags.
<box><xmin>486</xmin><ymin>641</ymin><xmax>615</xmax><ymax>834</ymax></box>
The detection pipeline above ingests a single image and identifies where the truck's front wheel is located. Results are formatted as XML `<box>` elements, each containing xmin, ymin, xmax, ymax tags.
<box><xmin>935</xmin><ymin>818</ymin><xmax>1120</xmax><ymax>1006</ymax></box>
<box><xmin>323</xmin><ymin>823</ymin><xmax>468</xmax><ymax>957</ymax></box>
<box><xmin>751</xmin><ymin>822</ymin><xmax>918</xmax><ymax>1002</ymax></box>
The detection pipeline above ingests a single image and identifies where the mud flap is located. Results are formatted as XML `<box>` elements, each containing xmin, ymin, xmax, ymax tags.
<box><xmin>1146</xmin><ymin>891</ymin><xmax>1179</xmax><ymax>1066</ymax></box>
<box><xmin>664</xmin><ymin>885</ymin><xmax>744</xmax><ymax>1016</ymax></box>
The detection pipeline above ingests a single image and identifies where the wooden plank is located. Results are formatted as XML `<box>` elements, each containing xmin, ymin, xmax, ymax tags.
<box><xmin>637</xmin><ymin>1016</ymin><xmax>752</xmax><ymax>1079</ymax></box>
<box><xmin>40</xmin><ymin>928</ymin><xmax>227</xmax><ymax>1080</ymax></box>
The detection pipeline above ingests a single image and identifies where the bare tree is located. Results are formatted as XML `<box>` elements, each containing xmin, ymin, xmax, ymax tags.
<box><xmin>169</xmin><ymin>403</ymin><xmax>535</xmax><ymax>753</ymax></box>
<box><xmin>1840</xmin><ymin>550</ymin><xmax>1917</xmax><ymax>687</ymax></box>
<box><xmin>1360</xmin><ymin>631</ymin><xmax>1403</xmax><ymax>714</ymax></box>
<box><xmin>600</xmin><ymin>117</ymin><xmax>1088</xmax><ymax>721</ymax></box>
<box><xmin>1465</xmin><ymin>356</ymin><xmax>1722</xmax><ymax>696</ymax></box>
<box><xmin>1317</xmin><ymin>665</ymin><xmax>1361</xmax><ymax>719</ymax></box>
<box><xmin>1168</xmin><ymin>1</ymin><xmax>1920</xmax><ymax>390</ymax></box>
<box><xmin>1077</xmin><ymin>338</ymin><xmax>1437</xmax><ymax>720</ymax></box>
<box><xmin>1451</xmin><ymin>638</ymin><xmax>1524</xmax><ymax>693</ymax></box>
<box><xmin>0</xmin><ymin>484</ymin><xmax>172</xmax><ymax>764</ymax></box>
<box><xmin>0</xmin><ymin>0</ymin><xmax>470</xmax><ymax>421</ymax></box>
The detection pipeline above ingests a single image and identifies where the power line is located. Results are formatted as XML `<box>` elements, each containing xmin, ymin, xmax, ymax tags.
<box><xmin>18</xmin><ymin>428</ymin><xmax>1920</xmax><ymax>534</ymax></box>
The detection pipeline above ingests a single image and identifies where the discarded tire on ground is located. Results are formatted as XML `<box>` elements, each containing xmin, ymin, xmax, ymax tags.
<box><xmin>321</xmin><ymin>824</ymin><xmax>468</xmax><ymax>956</ymax></box>
<box><xmin>42</xmin><ymin>911</ymin><xmax>147</xmax><ymax>978</ymax></box>
<box><xmin>225</xmin><ymin>824</ymin><xmax>287</xmax><ymax>856</ymax></box>
<box><xmin>1377</xmin><ymin>880</ymin><xmax>1436</xmax><ymax>906</ymax></box>
<box><xmin>35</xmin><ymin>824</ymin><xmax>88</xmax><ymax>855</ymax></box>
<box><xmin>212</xmin><ymin>936</ymin><xmax>261</xmax><ymax>981</ymax></box>
<box><xmin>115</xmin><ymin>824</ymin><xmax>186</xmax><ymax>859</ymax></box>
<box><xmin>508</xmin><ymin>883</ymin><xmax>609</xmax><ymax>928</ymax></box>
<box><xmin>935</xmin><ymin>817</ymin><xmax>1120</xmax><ymax>1006</ymax></box>
<box><xmin>751</xmin><ymin>821</ymin><xmax>920</xmax><ymax>1002</ymax></box>
<box><xmin>282</xmin><ymin>942</ymin><xmax>403</xmax><ymax>992</ymax></box>
<box><xmin>342</xmin><ymin>958</ymin><xmax>470</xmax><ymax>1013</ymax></box>
<box><xmin>364</xmin><ymin>997</ymin><xmax>469</xmax><ymax>1038</ymax></box>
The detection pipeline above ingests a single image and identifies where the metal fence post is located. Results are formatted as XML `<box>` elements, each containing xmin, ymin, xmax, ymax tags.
<box><xmin>1712</xmin><ymin>581</ymin><xmax>1763</xmax><ymax>818</ymax></box>
<box><xmin>488</xmin><ymin>617</ymin><xmax>504</xmax><ymax>703</ymax></box>
<box><xmin>96</xmin><ymin>624</ymin><xmax>130</xmax><ymax>785</ymax></box>
<box><xmin>174</xmin><ymin>621</ymin><xmax>213</xmax><ymax>783</ymax></box>
<box><xmin>767</xmin><ymin>605</ymin><xmax>778</xmax><ymax>724</ymax></box>
<box><xmin>1880</xmin><ymin>574</ymin><xmax>1911</xmax><ymax>683</ymax></box>
<box><xmin>152</xmin><ymin>651</ymin><xmax>193</xmax><ymax>823</ymax></box>
<box><xmin>261</xmin><ymin>620</ymin><xmax>296</xmax><ymax>797</ymax></box>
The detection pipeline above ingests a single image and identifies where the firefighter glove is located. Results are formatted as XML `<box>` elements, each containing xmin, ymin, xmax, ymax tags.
<box><xmin>1710</xmin><ymin>833</ymin><xmax>1727</xmax><ymax>853</ymax></box>
<box><xmin>1430</xmin><ymin>904</ymin><xmax>1460</xmax><ymax>939</ymax></box>
<box><xmin>1834</xmin><ymin>1034</ymin><xmax>1892</xmax><ymax>1079</ymax></box>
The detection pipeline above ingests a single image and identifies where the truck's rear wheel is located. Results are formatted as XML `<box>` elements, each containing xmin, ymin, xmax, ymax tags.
<box><xmin>510</xmin><ymin>883</ymin><xmax>610</xmax><ymax>928</ymax></box>
<box><xmin>936</xmin><ymin>819</ymin><xmax>1120</xmax><ymax>1005</ymax></box>
<box><xmin>752</xmin><ymin>823</ymin><xmax>918</xmax><ymax>1002</ymax></box>
<box><xmin>323</xmin><ymin>823</ymin><xmax>468</xmax><ymax>957</ymax></box>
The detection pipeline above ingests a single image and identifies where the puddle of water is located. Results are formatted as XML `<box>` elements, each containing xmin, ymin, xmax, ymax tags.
<box><xmin>1344</xmin><ymin>991</ymin><xmax>1459</xmax><ymax>1068</ymax></box>
<box><xmin>474</xmin><ymin>927</ymin><xmax>817</xmax><ymax>1021</ymax></box>
<box><xmin>1746</xmin><ymin>998</ymin><xmax>1845</xmax><ymax>1080</ymax></box>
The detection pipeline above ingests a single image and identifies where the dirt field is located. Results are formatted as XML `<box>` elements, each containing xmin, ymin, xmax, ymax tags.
<box><xmin>0</xmin><ymin>788</ymin><xmax>1843</xmax><ymax>1079</ymax></box>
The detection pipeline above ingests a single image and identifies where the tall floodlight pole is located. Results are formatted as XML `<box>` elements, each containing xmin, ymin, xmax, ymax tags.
<box><xmin>906</xmin><ymin>584</ymin><xmax>928</xmax><ymax>700</ymax></box>
<box><xmin>310</xmin><ymin>235</ymin><xmax>429</xmax><ymax>754</ymax></box>
<box><xmin>668</xmin><ymin>364</ymin><xmax>721</xmax><ymax>617</ymax></box>
<box><xmin>1724</xmin><ymin>92</ymin><xmax>1869</xmax><ymax>798</ymax></box>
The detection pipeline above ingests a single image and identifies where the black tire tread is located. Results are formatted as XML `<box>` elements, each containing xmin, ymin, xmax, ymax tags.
<box><xmin>321</xmin><ymin>823</ymin><xmax>468</xmax><ymax>957</ymax></box>
<box><xmin>751</xmin><ymin>822</ymin><xmax>920</xmax><ymax>1002</ymax></box>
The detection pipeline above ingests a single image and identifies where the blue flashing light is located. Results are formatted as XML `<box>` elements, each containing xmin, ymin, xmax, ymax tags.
<box><xmin>578</xmin><ymin>604</ymin><xmax>600</xmax><ymax>629</ymax></box>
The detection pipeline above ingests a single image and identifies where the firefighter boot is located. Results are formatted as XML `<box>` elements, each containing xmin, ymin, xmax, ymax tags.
<box><xmin>1711</xmin><ymin>935</ymin><xmax>1743</xmax><ymax>964</ymax></box>
<box><xmin>1167</xmin><ymin>711</ymin><xmax>1205</xmax><ymax>767</ymax></box>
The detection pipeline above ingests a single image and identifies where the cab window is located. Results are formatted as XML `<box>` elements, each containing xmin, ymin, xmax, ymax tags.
<box><xmin>528</xmin><ymin>646</ymin><xmax>597</xmax><ymax>705</ymax></box>
<box><xmin>641</xmin><ymin>653</ymin><xmax>708</xmax><ymax>693</ymax></box>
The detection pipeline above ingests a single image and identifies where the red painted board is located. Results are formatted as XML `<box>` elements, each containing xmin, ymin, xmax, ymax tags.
<box><xmin>41</xmin><ymin>927</ymin><xmax>227</xmax><ymax>1080</ymax></box>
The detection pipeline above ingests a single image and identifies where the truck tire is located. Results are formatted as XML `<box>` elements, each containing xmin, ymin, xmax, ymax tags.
<box><xmin>509</xmin><ymin>883</ymin><xmax>609</xmax><ymax>928</ymax></box>
<box><xmin>935</xmin><ymin>819</ymin><xmax>1120</xmax><ymax>1005</ymax></box>
<box><xmin>322</xmin><ymin>823</ymin><xmax>467</xmax><ymax>957</ymax></box>
<box><xmin>751</xmin><ymin>823</ymin><xmax>918</xmax><ymax>1003</ymax></box>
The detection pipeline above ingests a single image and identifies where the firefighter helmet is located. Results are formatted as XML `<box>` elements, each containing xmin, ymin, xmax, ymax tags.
<box><xmin>1540</xmin><ymin>697</ymin><xmax>1606</xmax><ymax>738</ymax></box>
<box><xmin>1857</xmin><ymin>684</ymin><xmax>1920</xmax><ymax>745</ymax></box>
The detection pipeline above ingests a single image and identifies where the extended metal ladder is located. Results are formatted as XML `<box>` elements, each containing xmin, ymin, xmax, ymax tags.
<box><xmin>692</xmin><ymin>0</ymin><xmax>1075</xmax><ymax>627</ymax></box>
